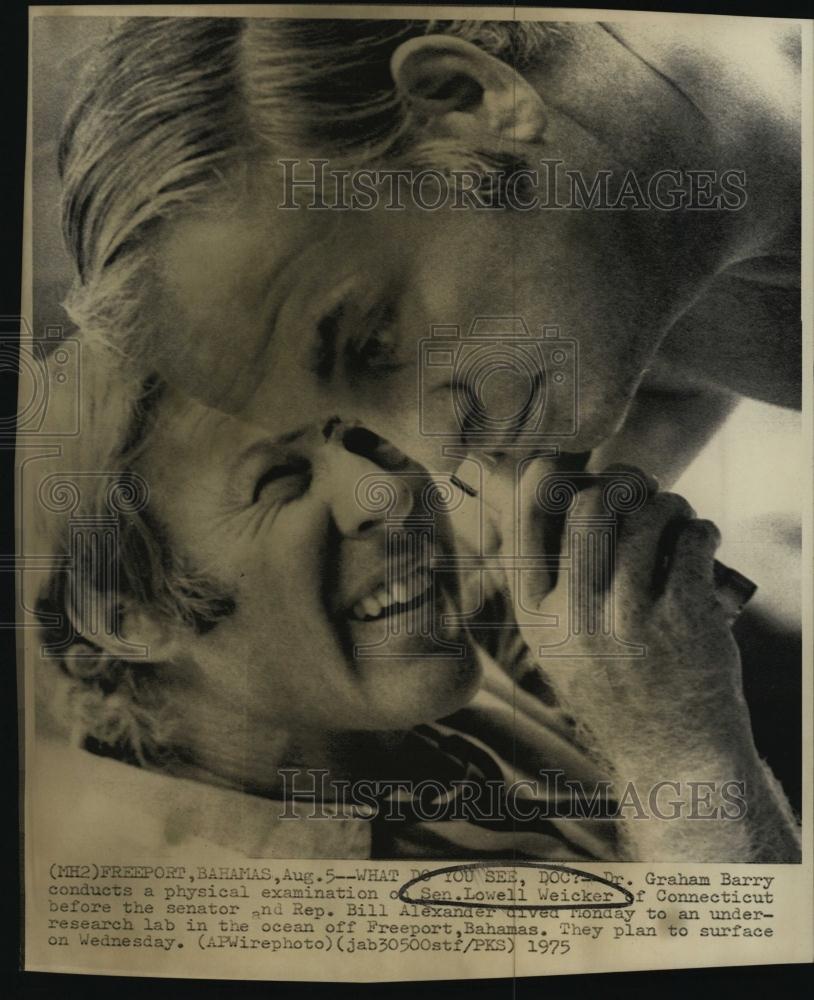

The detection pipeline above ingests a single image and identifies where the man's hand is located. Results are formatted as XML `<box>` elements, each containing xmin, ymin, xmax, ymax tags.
<box><xmin>514</xmin><ymin>463</ymin><xmax>749</xmax><ymax>771</ymax></box>
<box><xmin>484</xmin><ymin>458</ymin><xmax>801</xmax><ymax>860</ymax></box>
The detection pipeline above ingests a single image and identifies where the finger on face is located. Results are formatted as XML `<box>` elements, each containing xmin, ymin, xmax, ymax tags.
<box><xmin>558</xmin><ymin>462</ymin><xmax>659</xmax><ymax>524</ymax></box>
<box><xmin>594</xmin><ymin>462</ymin><xmax>660</xmax><ymax>495</ymax></box>
<box><xmin>614</xmin><ymin>491</ymin><xmax>697</xmax><ymax>599</ymax></box>
<box><xmin>515</xmin><ymin>461</ymin><xmax>658</xmax><ymax>605</ymax></box>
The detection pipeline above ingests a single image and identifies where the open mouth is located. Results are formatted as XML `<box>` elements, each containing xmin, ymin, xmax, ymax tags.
<box><xmin>348</xmin><ymin>566</ymin><xmax>433</xmax><ymax>623</ymax></box>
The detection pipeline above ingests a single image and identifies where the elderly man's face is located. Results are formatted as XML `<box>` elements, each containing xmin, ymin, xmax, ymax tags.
<box><xmin>149</xmin><ymin>165</ymin><xmax>692</xmax><ymax>478</ymax></box>
<box><xmin>135</xmin><ymin>389</ymin><xmax>482</xmax><ymax>736</ymax></box>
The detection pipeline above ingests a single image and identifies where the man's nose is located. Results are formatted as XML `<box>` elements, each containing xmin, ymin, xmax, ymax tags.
<box><xmin>317</xmin><ymin>425</ymin><xmax>414</xmax><ymax>538</ymax></box>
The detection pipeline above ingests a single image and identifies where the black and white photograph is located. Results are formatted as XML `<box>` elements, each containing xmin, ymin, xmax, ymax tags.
<box><xmin>18</xmin><ymin>4</ymin><xmax>811</xmax><ymax>981</ymax></box>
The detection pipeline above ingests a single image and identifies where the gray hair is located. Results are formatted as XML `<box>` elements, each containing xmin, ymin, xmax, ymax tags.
<box><xmin>59</xmin><ymin>17</ymin><xmax>566</xmax><ymax>359</ymax></box>
<box><xmin>36</xmin><ymin>356</ymin><xmax>234</xmax><ymax>765</ymax></box>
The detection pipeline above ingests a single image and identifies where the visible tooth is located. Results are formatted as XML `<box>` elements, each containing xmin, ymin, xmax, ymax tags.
<box><xmin>351</xmin><ymin>568</ymin><xmax>435</xmax><ymax>621</ymax></box>
<box><xmin>362</xmin><ymin>596</ymin><xmax>382</xmax><ymax>618</ymax></box>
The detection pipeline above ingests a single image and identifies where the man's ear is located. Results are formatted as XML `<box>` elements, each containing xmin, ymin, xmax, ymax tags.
<box><xmin>117</xmin><ymin>603</ymin><xmax>183</xmax><ymax>662</ymax></box>
<box><xmin>391</xmin><ymin>35</ymin><xmax>547</xmax><ymax>147</ymax></box>
<box><xmin>67</xmin><ymin>589</ymin><xmax>183</xmax><ymax>662</ymax></box>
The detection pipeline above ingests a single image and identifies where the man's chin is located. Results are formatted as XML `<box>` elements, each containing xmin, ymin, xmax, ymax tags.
<box><xmin>343</xmin><ymin>575</ymin><xmax>482</xmax><ymax>724</ymax></box>
<box><xmin>350</xmin><ymin>637</ymin><xmax>483</xmax><ymax>729</ymax></box>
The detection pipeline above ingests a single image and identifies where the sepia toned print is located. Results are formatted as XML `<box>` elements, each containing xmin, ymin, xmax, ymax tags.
<box><xmin>20</xmin><ymin>5</ymin><xmax>812</xmax><ymax>981</ymax></box>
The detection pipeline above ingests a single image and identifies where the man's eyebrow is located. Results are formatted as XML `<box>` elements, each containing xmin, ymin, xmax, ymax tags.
<box><xmin>311</xmin><ymin>302</ymin><xmax>342</xmax><ymax>381</ymax></box>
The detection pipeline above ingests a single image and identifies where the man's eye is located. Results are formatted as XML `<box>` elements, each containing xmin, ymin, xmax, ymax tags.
<box><xmin>349</xmin><ymin>303</ymin><xmax>403</xmax><ymax>373</ymax></box>
<box><xmin>353</xmin><ymin>328</ymin><xmax>398</xmax><ymax>370</ymax></box>
<box><xmin>252</xmin><ymin>461</ymin><xmax>311</xmax><ymax>504</ymax></box>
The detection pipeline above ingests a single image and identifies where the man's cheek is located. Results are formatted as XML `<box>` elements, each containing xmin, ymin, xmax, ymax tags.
<box><xmin>565</xmin><ymin>333</ymin><xmax>657</xmax><ymax>448</ymax></box>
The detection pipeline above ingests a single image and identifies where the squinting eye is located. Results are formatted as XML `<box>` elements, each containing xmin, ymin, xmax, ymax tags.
<box><xmin>252</xmin><ymin>460</ymin><xmax>311</xmax><ymax>504</ymax></box>
<box><xmin>350</xmin><ymin>303</ymin><xmax>403</xmax><ymax>373</ymax></box>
